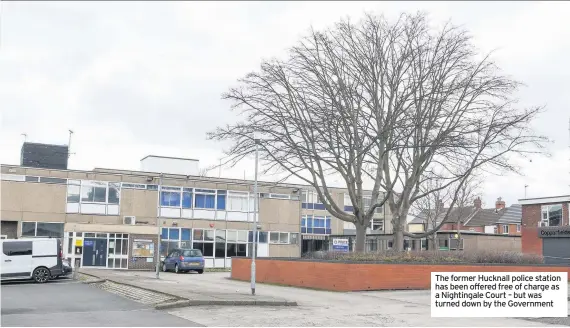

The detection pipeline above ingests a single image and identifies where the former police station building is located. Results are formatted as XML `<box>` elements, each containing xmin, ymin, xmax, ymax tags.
<box><xmin>0</xmin><ymin>142</ymin><xmax>391</xmax><ymax>270</ymax></box>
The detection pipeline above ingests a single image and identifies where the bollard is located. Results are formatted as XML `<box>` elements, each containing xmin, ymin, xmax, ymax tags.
<box><xmin>73</xmin><ymin>258</ymin><xmax>81</xmax><ymax>280</ymax></box>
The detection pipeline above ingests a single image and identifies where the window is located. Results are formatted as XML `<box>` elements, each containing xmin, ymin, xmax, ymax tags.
<box><xmin>541</xmin><ymin>204</ymin><xmax>562</xmax><ymax>227</ymax></box>
<box><xmin>279</xmin><ymin>232</ymin><xmax>289</xmax><ymax>244</ymax></box>
<box><xmin>122</xmin><ymin>183</ymin><xmax>147</xmax><ymax>190</ymax></box>
<box><xmin>25</xmin><ymin>176</ymin><xmax>39</xmax><ymax>182</ymax></box>
<box><xmin>182</xmin><ymin>250</ymin><xmax>202</xmax><ymax>257</ymax></box>
<box><xmin>227</xmin><ymin>191</ymin><xmax>249</xmax><ymax>212</ymax></box>
<box><xmin>193</xmin><ymin>228</ymin><xmax>214</xmax><ymax>257</ymax></box>
<box><xmin>215</xmin><ymin>230</ymin><xmax>226</xmax><ymax>258</ymax></box>
<box><xmin>226</xmin><ymin>230</ymin><xmax>248</xmax><ymax>257</ymax></box>
<box><xmin>290</xmin><ymin>233</ymin><xmax>299</xmax><ymax>245</ymax></box>
<box><xmin>161</xmin><ymin>191</ymin><xmax>181</xmax><ymax>207</ymax></box>
<box><xmin>182</xmin><ymin>191</ymin><xmax>192</xmax><ymax>209</ymax></box>
<box><xmin>517</xmin><ymin>224</ymin><xmax>521</xmax><ymax>232</ymax></box>
<box><xmin>502</xmin><ymin>225</ymin><xmax>509</xmax><ymax>234</ymax></box>
<box><xmin>270</xmin><ymin>232</ymin><xmax>279</xmax><ymax>244</ymax></box>
<box><xmin>195</xmin><ymin>189</ymin><xmax>216</xmax><ymax>209</ymax></box>
<box><xmin>81</xmin><ymin>181</ymin><xmax>108</xmax><ymax>203</ymax></box>
<box><xmin>2</xmin><ymin>241</ymin><xmax>32</xmax><ymax>256</ymax></box>
<box><xmin>108</xmin><ymin>183</ymin><xmax>120</xmax><ymax>204</ymax></box>
<box><xmin>371</xmin><ymin>219</ymin><xmax>383</xmax><ymax>231</ymax></box>
<box><xmin>302</xmin><ymin>190</ymin><xmax>323</xmax><ymax>209</ymax></box>
<box><xmin>269</xmin><ymin>193</ymin><xmax>290</xmax><ymax>200</ymax></box>
<box><xmin>216</xmin><ymin>190</ymin><xmax>226</xmax><ymax>210</ymax></box>
<box><xmin>39</xmin><ymin>177</ymin><xmax>67</xmax><ymax>184</ymax></box>
<box><xmin>21</xmin><ymin>222</ymin><xmax>64</xmax><ymax>238</ymax></box>
<box><xmin>345</xmin><ymin>194</ymin><xmax>382</xmax><ymax>213</ymax></box>
<box><xmin>67</xmin><ymin>185</ymin><xmax>80</xmax><ymax>203</ymax></box>
<box><xmin>493</xmin><ymin>226</ymin><xmax>498</xmax><ymax>234</ymax></box>
<box><xmin>301</xmin><ymin>215</ymin><xmax>331</xmax><ymax>234</ymax></box>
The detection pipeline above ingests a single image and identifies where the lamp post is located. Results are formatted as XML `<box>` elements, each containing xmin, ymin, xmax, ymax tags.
<box><xmin>155</xmin><ymin>173</ymin><xmax>163</xmax><ymax>279</ymax></box>
<box><xmin>251</xmin><ymin>138</ymin><xmax>259</xmax><ymax>295</ymax></box>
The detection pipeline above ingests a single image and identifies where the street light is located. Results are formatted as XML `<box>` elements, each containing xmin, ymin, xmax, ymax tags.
<box><xmin>251</xmin><ymin>138</ymin><xmax>260</xmax><ymax>295</ymax></box>
<box><xmin>156</xmin><ymin>173</ymin><xmax>163</xmax><ymax>279</ymax></box>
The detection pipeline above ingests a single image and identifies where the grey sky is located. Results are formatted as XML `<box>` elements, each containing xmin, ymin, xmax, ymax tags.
<box><xmin>1</xmin><ymin>1</ymin><xmax>569</xmax><ymax>208</ymax></box>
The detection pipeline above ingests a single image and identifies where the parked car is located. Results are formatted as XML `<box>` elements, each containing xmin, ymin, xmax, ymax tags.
<box><xmin>162</xmin><ymin>248</ymin><xmax>204</xmax><ymax>274</ymax></box>
<box><xmin>1</xmin><ymin>238</ymin><xmax>70</xmax><ymax>283</ymax></box>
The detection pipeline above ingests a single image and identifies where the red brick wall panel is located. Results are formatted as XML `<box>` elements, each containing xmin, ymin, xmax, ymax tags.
<box><xmin>231</xmin><ymin>258</ymin><xmax>570</xmax><ymax>291</ymax></box>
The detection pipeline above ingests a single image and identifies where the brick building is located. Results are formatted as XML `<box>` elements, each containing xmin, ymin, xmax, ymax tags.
<box><xmin>519</xmin><ymin>195</ymin><xmax>570</xmax><ymax>264</ymax></box>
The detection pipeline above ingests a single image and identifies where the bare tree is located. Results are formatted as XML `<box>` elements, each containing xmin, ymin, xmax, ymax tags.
<box><xmin>451</xmin><ymin>175</ymin><xmax>483</xmax><ymax>247</ymax></box>
<box><xmin>208</xmin><ymin>12</ymin><xmax>547</xmax><ymax>252</ymax></box>
<box><xmin>409</xmin><ymin>179</ymin><xmax>449</xmax><ymax>251</ymax></box>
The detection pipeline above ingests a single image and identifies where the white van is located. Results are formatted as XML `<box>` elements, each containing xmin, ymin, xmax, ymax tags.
<box><xmin>1</xmin><ymin>238</ymin><xmax>68</xmax><ymax>283</ymax></box>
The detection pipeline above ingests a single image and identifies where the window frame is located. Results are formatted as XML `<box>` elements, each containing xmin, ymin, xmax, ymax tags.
<box><xmin>516</xmin><ymin>224</ymin><xmax>521</xmax><ymax>232</ymax></box>
<box><xmin>226</xmin><ymin>191</ymin><xmax>249</xmax><ymax>212</ymax></box>
<box><xmin>540</xmin><ymin>204</ymin><xmax>563</xmax><ymax>227</ymax></box>
<box><xmin>502</xmin><ymin>224</ymin><xmax>509</xmax><ymax>234</ymax></box>
<box><xmin>21</xmin><ymin>221</ymin><xmax>64</xmax><ymax>238</ymax></box>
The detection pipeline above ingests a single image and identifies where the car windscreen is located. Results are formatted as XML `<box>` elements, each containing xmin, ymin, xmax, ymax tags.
<box><xmin>182</xmin><ymin>250</ymin><xmax>202</xmax><ymax>257</ymax></box>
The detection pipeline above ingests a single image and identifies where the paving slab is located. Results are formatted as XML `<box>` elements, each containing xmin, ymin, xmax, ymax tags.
<box><xmin>79</xmin><ymin>269</ymin><xmax>297</xmax><ymax>307</ymax></box>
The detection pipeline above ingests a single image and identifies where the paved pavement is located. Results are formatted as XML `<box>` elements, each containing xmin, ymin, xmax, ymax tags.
<box><xmin>80</xmin><ymin>269</ymin><xmax>296</xmax><ymax>306</ymax></box>
<box><xmin>0</xmin><ymin>278</ymin><xmax>202</xmax><ymax>327</ymax></box>
<box><xmin>165</xmin><ymin>272</ymin><xmax>568</xmax><ymax>327</ymax></box>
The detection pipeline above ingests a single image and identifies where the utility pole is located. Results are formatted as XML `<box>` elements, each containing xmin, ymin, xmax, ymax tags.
<box><xmin>251</xmin><ymin>138</ymin><xmax>259</xmax><ymax>296</ymax></box>
<box><xmin>155</xmin><ymin>173</ymin><xmax>163</xmax><ymax>279</ymax></box>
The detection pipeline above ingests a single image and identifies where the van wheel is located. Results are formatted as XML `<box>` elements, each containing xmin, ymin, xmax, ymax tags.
<box><xmin>33</xmin><ymin>267</ymin><xmax>50</xmax><ymax>283</ymax></box>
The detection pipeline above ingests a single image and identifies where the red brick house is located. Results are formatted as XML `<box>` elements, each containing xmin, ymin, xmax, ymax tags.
<box><xmin>519</xmin><ymin>195</ymin><xmax>570</xmax><ymax>263</ymax></box>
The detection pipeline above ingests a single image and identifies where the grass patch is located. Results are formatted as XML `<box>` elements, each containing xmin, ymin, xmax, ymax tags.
<box><xmin>303</xmin><ymin>250</ymin><xmax>544</xmax><ymax>264</ymax></box>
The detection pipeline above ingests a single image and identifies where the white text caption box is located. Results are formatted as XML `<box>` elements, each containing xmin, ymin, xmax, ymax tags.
<box><xmin>431</xmin><ymin>272</ymin><xmax>568</xmax><ymax>317</ymax></box>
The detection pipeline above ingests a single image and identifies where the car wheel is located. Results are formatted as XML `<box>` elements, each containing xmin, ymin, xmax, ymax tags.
<box><xmin>162</xmin><ymin>263</ymin><xmax>168</xmax><ymax>272</ymax></box>
<box><xmin>174</xmin><ymin>264</ymin><xmax>180</xmax><ymax>274</ymax></box>
<box><xmin>197</xmin><ymin>269</ymin><xmax>204</xmax><ymax>274</ymax></box>
<box><xmin>33</xmin><ymin>267</ymin><xmax>50</xmax><ymax>283</ymax></box>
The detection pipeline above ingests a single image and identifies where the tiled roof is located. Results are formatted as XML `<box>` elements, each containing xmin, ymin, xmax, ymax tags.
<box><xmin>409</xmin><ymin>206</ymin><xmax>476</xmax><ymax>226</ymax></box>
<box><xmin>497</xmin><ymin>204</ymin><xmax>522</xmax><ymax>224</ymax></box>
<box><xmin>464</xmin><ymin>208</ymin><xmax>504</xmax><ymax>226</ymax></box>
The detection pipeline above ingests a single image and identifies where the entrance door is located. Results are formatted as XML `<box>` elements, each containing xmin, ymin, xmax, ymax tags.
<box><xmin>543</xmin><ymin>238</ymin><xmax>570</xmax><ymax>265</ymax></box>
<box><xmin>82</xmin><ymin>239</ymin><xmax>95</xmax><ymax>266</ymax></box>
<box><xmin>94</xmin><ymin>239</ymin><xmax>107</xmax><ymax>267</ymax></box>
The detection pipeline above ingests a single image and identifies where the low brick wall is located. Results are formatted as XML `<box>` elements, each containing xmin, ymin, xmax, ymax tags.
<box><xmin>231</xmin><ymin>257</ymin><xmax>570</xmax><ymax>291</ymax></box>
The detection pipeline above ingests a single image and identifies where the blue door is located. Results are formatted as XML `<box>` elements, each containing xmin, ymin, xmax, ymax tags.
<box><xmin>83</xmin><ymin>239</ymin><xmax>95</xmax><ymax>266</ymax></box>
<box><xmin>94</xmin><ymin>239</ymin><xmax>107</xmax><ymax>267</ymax></box>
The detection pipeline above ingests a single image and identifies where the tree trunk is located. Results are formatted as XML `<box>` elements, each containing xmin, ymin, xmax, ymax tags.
<box><xmin>354</xmin><ymin>223</ymin><xmax>367</xmax><ymax>253</ymax></box>
<box><xmin>393</xmin><ymin>222</ymin><xmax>404</xmax><ymax>252</ymax></box>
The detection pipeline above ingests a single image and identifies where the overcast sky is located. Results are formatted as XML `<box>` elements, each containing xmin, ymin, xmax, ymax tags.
<box><xmin>1</xmin><ymin>1</ymin><xmax>569</xmax><ymax>208</ymax></box>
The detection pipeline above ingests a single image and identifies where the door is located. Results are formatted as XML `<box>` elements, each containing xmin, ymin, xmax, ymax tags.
<box><xmin>543</xmin><ymin>238</ymin><xmax>570</xmax><ymax>265</ymax></box>
<box><xmin>94</xmin><ymin>239</ymin><xmax>107</xmax><ymax>267</ymax></box>
<box><xmin>1</xmin><ymin>241</ymin><xmax>33</xmax><ymax>278</ymax></box>
<box><xmin>82</xmin><ymin>239</ymin><xmax>95</xmax><ymax>266</ymax></box>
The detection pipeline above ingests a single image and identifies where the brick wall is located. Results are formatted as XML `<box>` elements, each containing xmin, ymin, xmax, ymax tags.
<box><xmin>522</xmin><ymin>202</ymin><xmax>570</xmax><ymax>255</ymax></box>
<box><xmin>231</xmin><ymin>258</ymin><xmax>570</xmax><ymax>291</ymax></box>
<box><xmin>127</xmin><ymin>234</ymin><xmax>159</xmax><ymax>270</ymax></box>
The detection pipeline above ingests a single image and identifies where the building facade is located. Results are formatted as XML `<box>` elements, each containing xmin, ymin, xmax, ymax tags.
<box><xmin>520</xmin><ymin>195</ymin><xmax>570</xmax><ymax>264</ymax></box>
<box><xmin>1</xmin><ymin>157</ymin><xmax>394</xmax><ymax>269</ymax></box>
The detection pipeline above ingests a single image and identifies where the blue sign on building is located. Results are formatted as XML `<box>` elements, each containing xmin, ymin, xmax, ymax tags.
<box><xmin>332</xmin><ymin>238</ymin><xmax>349</xmax><ymax>252</ymax></box>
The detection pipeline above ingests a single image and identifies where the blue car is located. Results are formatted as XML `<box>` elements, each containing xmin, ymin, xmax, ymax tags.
<box><xmin>162</xmin><ymin>248</ymin><xmax>205</xmax><ymax>274</ymax></box>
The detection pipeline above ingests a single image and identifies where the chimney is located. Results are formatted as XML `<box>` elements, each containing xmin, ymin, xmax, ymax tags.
<box><xmin>495</xmin><ymin>197</ymin><xmax>506</xmax><ymax>210</ymax></box>
<box><xmin>474</xmin><ymin>197</ymin><xmax>482</xmax><ymax>209</ymax></box>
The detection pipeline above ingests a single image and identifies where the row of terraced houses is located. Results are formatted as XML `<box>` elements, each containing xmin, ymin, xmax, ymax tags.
<box><xmin>1</xmin><ymin>142</ymin><xmax>568</xmax><ymax>269</ymax></box>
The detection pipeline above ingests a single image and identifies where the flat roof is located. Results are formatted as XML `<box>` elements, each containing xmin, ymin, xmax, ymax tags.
<box><xmin>140</xmin><ymin>155</ymin><xmax>199</xmax><ymax>162</ymax></box>
<box><xmin>518</xmin><ymin>195</ymin><xmax>570</xmax><ymax>205</ymax></box>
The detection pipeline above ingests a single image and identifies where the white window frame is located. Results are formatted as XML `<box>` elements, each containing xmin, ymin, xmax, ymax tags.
<box><xmin>1</xmin><ymin>235</ymin><xmax>7</xmax><ymax>239</ymax></box>
<box><xmin>194</xmin><ymin>188</ymin><xmax>217</xmax><ymax>210</ymax></box>
<box><xmin>540</xmin><ymin>204</ymin><xmax>563</xmax><ymax>227</ymax></box>
<box><xmin>502</xmin><ymin>224</ymin><xmax>509</xmax><ymax>234</ymax></box>
<box><xmin>269</xmin><ymin>193</ymin><xmax>290</xmax><ymax>200</ymax></box>
<box><xmin>516</xmin><ymin>224</ymin><xmax>521</xmax><ymax>232</ymax></box>
<box><xmin>80</xmin><ymin>180</ymin><xmax>111</xmax><ymax>204</ymax></box>
<box><xmin>160</xmin><ymin>186</ymin><xmax>183</xmax><ymax>208</ymax></box>
<box><xmin>121</xmin><ymin>183</ymin><xmax>147</xmax><ymax>190</ymax></box>
<box><xmin>227</xmin><ymin>191</ymin><xmax>249</xmax><ymax>212</ymax></box>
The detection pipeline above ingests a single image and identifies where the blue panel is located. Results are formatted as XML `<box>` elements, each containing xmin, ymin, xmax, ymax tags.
<box><xmin>325</xmin><ymin>228</ymin><xmax>331</xmax><ymax>235</ymax></box>
<box><xmin>302</xmin><ymin>203</ymin><xmax>308</xmax><ymax>209</ymax></box>
<box><xmin>181</xmin><ymin>228</ymin><xmax>191</xmax><ymax>241</ymax></box>
<box><xmin>314</xmin><ymin>228</ymin><xmax>326</xmax><ymax>234</ymax></box>
<box><xmin>314</xmin><ymin>203</ymin><xmax>326</xmax><ymax>210</ymax></box>
<box><xmin>301</xmin><ymin>227</ymin><xmax>307</xmax><ymax>233</ymax></box>
<box><xmin>307</xmin><ymin>217</ymin><xmax>313</xmax><ymax>228</ymax></box>
<box><xmin>325</xmin><ymin>218</ymin><xmax>331</xmax><ymax>228</ymax></box>
<box><xmin>217</xmin><ymin>190</ymin><xmax>227</xmax><ymax>195</ymax></box>
<box><xmin>301</xmin><ymin>218</ymin><xmax>306</xmax><ymax>227</ymax></box>
<box><xmin>195</xmin><ymin>189</ymin><xmax>215</xmax><ymax>193</ymax></box>
<box><xmin>314</xmin><ymin>218</ymin><xmax>325</xmax><ymax>228</ymax></box>
<box><xmin>216</xmin><ymin>195</ymin><xmax>226</xmax><ymax>210</ymax></box>
<box><xmin>195</xmin><ymin>194</ymin><xmax>205</xmax><ymax>208</ymax></box>
<box><xmin>161</xmin><ymin>228</ymin><xmax>168</xmax><ymax>240</ymax></box>
<box><xmin>183</xmin><ymin>187</ymin><xmax>193</xmax><ymax>192</ymax></box>
<box><xmin>205</xmin><ymin>195</ymin><xmax>215</xmax><ymax>209</ymax></box>
<box><xmin>344</xmin><ymin>205</ymin><xmax>354</xmax><ymax>212</ymax></box>
<box><xmin>182</xmin><ymin>192</ymin><xmax>192</xmax><ymax>208</ymax></box>
<box><xmin>307</xmin><ymin>203</ymin><xmax>314</xmax><ymax>210</ymax></box>
<box><xmin>169</xmin><ymin>228</ymin><xmax>179</xmax><ymax>240</ymax></box>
